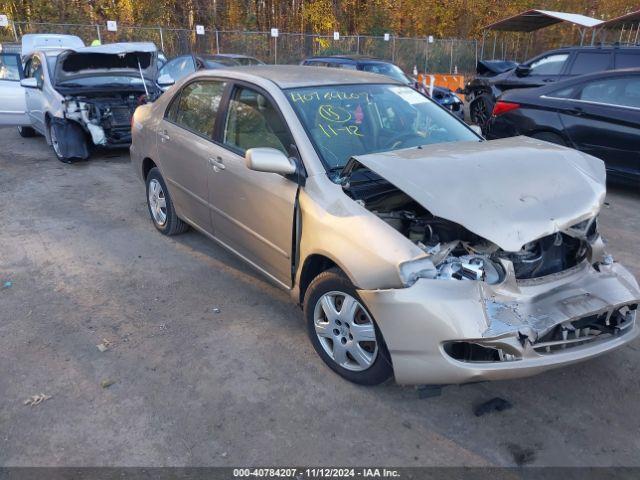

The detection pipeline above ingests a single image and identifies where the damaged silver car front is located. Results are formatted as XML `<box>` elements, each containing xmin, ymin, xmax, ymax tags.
<box><xmin>344</xmin><ymin>137</ymin><xmax>639</xmax><ymax>384</ymax></box>
<box><xmin>54</xmin><ymin>43</ymin><xmax>160</xmax><ymax>158</ymax></box>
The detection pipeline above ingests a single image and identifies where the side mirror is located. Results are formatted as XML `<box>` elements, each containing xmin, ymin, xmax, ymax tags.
<box><xmin>515</xmin><ymin>65</ymin><xmax>531</xmax><ymax>77</ymax></box>
<box><xmin>245</xmin><ymin>147</ymin><xmax>297</xmax><ymax>175</ymax></box>
<box><xmin>20</xmin><ymin>77</ymin><xmax>39</xmax><ymax>89</ymax></box>
<box><xmin>470</xmin><ymin>125</ymin><xmax>483</xmax><ymax>137</ymax></box>
<box><xmin>157</xmin><ymin>73</ymin><xmax>175</xmax><ymax>87</ymax></box>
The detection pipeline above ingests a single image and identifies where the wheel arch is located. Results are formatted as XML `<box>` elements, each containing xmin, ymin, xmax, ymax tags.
<box><xmin>298</xmin><ymin>253</ymin><xmax>349</xmax><ymax>305</ymax></box>
<box><xmin>142</xmin><ymin>157</ymin><xmax>158</xmax><ymax>180</ymax></box>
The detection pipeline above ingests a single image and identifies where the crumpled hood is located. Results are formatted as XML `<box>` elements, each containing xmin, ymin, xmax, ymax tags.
<box><xmin>351</xmin><ymin>136</ymin><xmax>606</xmax><ymax>252</ymax></box>
<box><xmin>55</xmin><ymin>42</ymin><xmax>158</xmax><ymax>83</ymax></box>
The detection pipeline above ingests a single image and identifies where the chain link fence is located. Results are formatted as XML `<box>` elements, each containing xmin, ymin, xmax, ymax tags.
<box><xmin>1</xmin><ymin>20</ymin><xmax>480</xmax><ymax>75</ymax></box>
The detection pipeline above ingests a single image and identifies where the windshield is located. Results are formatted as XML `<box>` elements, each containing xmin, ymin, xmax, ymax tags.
<box><xmin>360</xmin><ymin>63</ymin><xmax>410</xmax><ymax>84</ymax></box>
<box><xmin>286</xmin><ymin>84</ymin><xmax>479</xmax><ymax>170</ymax></box>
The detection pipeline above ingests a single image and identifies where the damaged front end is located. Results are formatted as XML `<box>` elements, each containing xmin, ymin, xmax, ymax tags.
<box><xmin>63</xmin><ymin>93</ymin><xmax>149</xmax><ymax>148</ymax></box>
<box><xmin>54</xmin><ymin>43</ymin><xmax>160</xmax><ymax>152</ymax></box>
<box><xmin>343</xmin><ymin>138</ymin><xmax>640</xmax><ymax>384</ymax></box>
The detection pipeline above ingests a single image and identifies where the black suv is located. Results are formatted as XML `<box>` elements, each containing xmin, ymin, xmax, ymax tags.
<box><xmin>462</xmin><ymin>45</ymin><xmax>640</xmax><ymax>127</ymax></box>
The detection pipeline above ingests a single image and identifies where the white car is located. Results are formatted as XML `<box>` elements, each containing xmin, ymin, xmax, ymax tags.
<box><xmin>0</xmin><ymin>35</ymin><xmax>160</xmax><ymax>163</ymax></box>
<box><xmin>0</xmin><ymin>34</ymin><xmax>84</xmax><ymax>137</ymax></box>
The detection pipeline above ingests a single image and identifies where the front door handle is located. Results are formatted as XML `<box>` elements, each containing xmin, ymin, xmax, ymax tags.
<box><xmin>209</xmin><ymin>157</ymin><xmax>226</xmax><ymax>172</ymax></box>
<box><xmin>158</xmin><ymin>130</ymin><xmax>170</xmax><ymax>142</ymax></box>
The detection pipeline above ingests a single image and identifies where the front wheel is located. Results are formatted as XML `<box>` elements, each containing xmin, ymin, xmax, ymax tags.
<box><xmin>304</xmin><ymin>268</ymin><xmax>393</xmax><ymax>385</ymax></box>
<box><xmin>48</xmin><ymin>120</ymin><xmax>88</xmax><ymax>163</ymax></box>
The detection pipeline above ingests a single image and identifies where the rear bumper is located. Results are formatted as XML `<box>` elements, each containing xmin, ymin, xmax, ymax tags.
<box><xmin>358</xmin><ymin>262</ymin><xmax>640</xmax><ymax>385</ymax></box>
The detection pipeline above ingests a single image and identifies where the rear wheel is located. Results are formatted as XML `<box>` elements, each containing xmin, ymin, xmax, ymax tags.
<box><xmin>470</xmin><ymin>93</ymin><xmax>494</xmax><ymax>129</ymax></box>
<box><xmin>145</xmin><ymin>167</ymin><xmax>189</xmax><ymax>236</ymax></box>
<box><xmin>304</xmin><ymin>268</ymin><xmax>393</xmax><ymax>385</ymax></box>
<box><xmin>17</xmin><ymin>126</ymin><xmax>36</xmax><ymax>138</ymax></box>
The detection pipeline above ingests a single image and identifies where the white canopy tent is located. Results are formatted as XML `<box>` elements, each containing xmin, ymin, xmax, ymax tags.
<box><xmin>480</xmin><ymin>9</ymin><xmax>604</xmax><ymax>61</ymax></box>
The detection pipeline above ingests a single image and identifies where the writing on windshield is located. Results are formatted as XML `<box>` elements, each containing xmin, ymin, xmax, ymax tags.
<box><xmin>286</xmin><ymin>84</ymin><xmax>477</xmax><ymax>170</ymax></box>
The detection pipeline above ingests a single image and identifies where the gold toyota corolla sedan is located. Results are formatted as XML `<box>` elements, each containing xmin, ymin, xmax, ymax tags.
<box><xmin>130</xmin><ymin>66</ymin><xmax>639</xmax><ymax>386</ymax></box>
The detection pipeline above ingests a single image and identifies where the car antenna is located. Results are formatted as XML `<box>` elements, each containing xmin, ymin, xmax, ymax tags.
<box><xmin>136</xmin><ymin>54</ymin><xmax>150</xmax><ymax>98</ymax></box>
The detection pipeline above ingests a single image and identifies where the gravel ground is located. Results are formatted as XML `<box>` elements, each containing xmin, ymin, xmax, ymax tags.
<box><xmin>0</xmin><ymin>126</ymin><xmax>639</xmax><ymax>467</ymax></box>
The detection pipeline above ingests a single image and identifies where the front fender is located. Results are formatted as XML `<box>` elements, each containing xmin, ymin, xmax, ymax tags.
<box><xmin>295</xmin><ymin>175</ymin><xmax>423</xmax><ymax>291</ymax></box>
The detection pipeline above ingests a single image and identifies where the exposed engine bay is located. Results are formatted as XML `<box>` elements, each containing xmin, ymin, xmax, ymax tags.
<box><xmin>343</xmin><ymin>167</ymin><xmax>600</xmax><ymax>284</ymax></box>
<box><xmin>63</xmin><ymin>92</ymin><xmax>151</xmax><ymax>147</ymax></box>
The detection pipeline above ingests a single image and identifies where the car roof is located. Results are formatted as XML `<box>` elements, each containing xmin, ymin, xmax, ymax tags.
<box><xmin>194</xmin><ymin>65</ymin><xmax>402</xmax><ymax>88</ymax></box>
<box><xmin>214</xmin><ymin>53</ymin><xmax>256</xmax><ymax>59</ymax></box>
<box><xmin>535</xmin><ymin>45</ymin><xmax>640</xmax><ymax>56</ymax></box>
<box><xmin>306</xmin><ymin>55</ymin><xmax>387</xmax><ymax>63</ymax></box>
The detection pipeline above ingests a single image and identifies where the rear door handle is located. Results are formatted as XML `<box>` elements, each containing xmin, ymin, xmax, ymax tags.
<box><xmin>158</xmin><ymin>130</ymin><xmax>170</xmax><ymax>142</ymax></box>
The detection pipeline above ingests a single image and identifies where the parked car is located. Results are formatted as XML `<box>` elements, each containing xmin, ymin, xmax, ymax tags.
<box><xmin>210</xmin><ymin>53</ymin><xmax>264</xmax><ymax>66</ymax></box>
<box><xmin>0</xmin><ymin>39</ymin><xmax>160</xmax><ymax>162</ymax></box>
<box><xmin>0</xmin><ymin>34</ymin><xmax>86</xmax><ymax>138</ymax></box>
<box><xmin>462</xmin><ymin>46</ymin><xmax>640</xmax><ymax>128</ymax></box>
<box><xmin>130</xmin><ymin>66</ymin><xmax>639</xmax><ymax>386</ymax></box>
<box><xmin>301</xmin><ymin>55</ymin><xmax>464</xmax><ymax>119</ymax></box>
<box><xmin>486</xmin><ymin>69</ymin><xmax>640</xmax><ymax>185</ymax></box>
<box><xmin>157</xmin><ymin>53</ymin><xmax>261</xmax><ymax>90</ymax></box>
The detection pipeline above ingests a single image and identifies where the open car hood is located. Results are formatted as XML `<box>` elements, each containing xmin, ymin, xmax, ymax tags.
<box><xmin>349</xmin><ymin>136</ymin><xmax>606</xmax><ymax>252</ymax></box>
<box><xmin>55</xmin><ymin>42</ymin><xmax>158</xmax><ymax>84</ymax></box>
<box><xmin>476</xmin><ymin>59</ymin><xmax>517</xmax><ymax>76</ymax></box>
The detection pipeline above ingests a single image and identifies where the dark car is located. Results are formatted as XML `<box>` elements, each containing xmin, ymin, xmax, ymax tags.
<box><xmin>301</xmin><ymin>55</ymin><xmax>464</xmax><ymax>119</ymax></box>
<box><xmin>486</xmin><ymin>68</ymin><xmax>640</xmax><ymax>185</ymax></box>
<box><xmin>463</xmin><ymin>46</ymin><xmax>640</xmax><ymax>128</ymax></box>
<box><xmin>157</xmin><ymin>53</ymin><xmax>263</xmax><ymax>88</ymax></box>
<box><xmin>210</xmin><ymin>53</ymin><xmax>264</xmax><ymax>66</ymax></box>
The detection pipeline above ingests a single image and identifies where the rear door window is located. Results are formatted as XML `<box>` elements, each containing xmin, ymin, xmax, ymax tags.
<box><xmin>615</xmin><ymin>53</ymin><xmax>640</xmax><ymax>69</ymax></box>
<box><xmin>569</xmin><ymin>52</ymin><xmax>611</xmax><ymax>75</ymax></box>
<box><xmin>0</xmin><ymin>53</ymin><xmax>22</xmax><ymax>81</ymax></box>
<box><xmin>529</xmin><ymin>53</ymin><xmax>569</xmax><ymax>75</ymax></box>
<box><xmin>579</xmin><ymin>76</ymin><xmax>640</xmax><ymax>108</ymax></box>
<box><xmin>169</xmin><ymin>80</ymin><xmax>226</xmax><ymax>138</ymax></box>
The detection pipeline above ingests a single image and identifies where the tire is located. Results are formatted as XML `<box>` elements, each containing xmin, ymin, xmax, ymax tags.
<box><xmin>530</xmin><ymin>131</ymin><xmax>567</xmax><ymax>146</ymax></box>
<box><xmin>17</xmin><ymin>126</ymin><xmax>36</xmax><ymax>138</ymax></box>
<box><xmin>48</xmin><ymin>120</ymin><xmax>88</xmax><ymax>163</ymax></box>
<box><xmin>303</xmin><ymin>268</ymin><xmax>393</xmax><ymax>385</ymax></box>
<box><xmin>145</xmin><ymin>167</ymin><xmax>189</xmax><ymax>236</ymax></box>
<box><xmin>470</xmin><ymin>93</ymin><xmax>494</xmax><ymax>129</ymax></box>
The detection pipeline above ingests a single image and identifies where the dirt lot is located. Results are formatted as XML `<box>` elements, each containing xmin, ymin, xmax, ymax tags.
<box><xmin>0</xmin><ymin>126</ymin><xmax>639</xmax><ymax>467</ymax></box>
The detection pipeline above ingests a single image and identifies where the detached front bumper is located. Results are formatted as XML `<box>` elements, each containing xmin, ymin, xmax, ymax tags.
<box><xmin>358</xmin><ymin>263</ymin><xmax>640</xmax><ymax>385</ymax></box>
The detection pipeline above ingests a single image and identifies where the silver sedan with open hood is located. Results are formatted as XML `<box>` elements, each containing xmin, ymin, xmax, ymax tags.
<box><xmin>0</xmin><ymin>40</ymin><xmax>160</xmax><ymax>163</ymax></box>
<box><xmin>130</xmin><ymin>66</ymin><xmax>639</xmax><ymax>386</ymax></box>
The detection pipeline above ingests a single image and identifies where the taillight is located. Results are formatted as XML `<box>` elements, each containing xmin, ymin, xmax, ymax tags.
<box><xmin>492</xmin><ymin>101</ymin><xmax>520</xmax><ymax>116</ymax></box>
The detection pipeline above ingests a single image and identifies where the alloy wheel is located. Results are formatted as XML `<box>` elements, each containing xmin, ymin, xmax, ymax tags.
<box><xmin>313</xmin><ymin>291</ymin><xmax>378</xmax><ymax>372</ymax></box>
<box><xmin>50</xmin><ymin>124</ymin><xmax>62</xmax><ymax>158</ymax></box>
<box><xmin>148</xmin><ymin>178</ymin><xmax>167</xmax><ymax>226</ymax></box>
